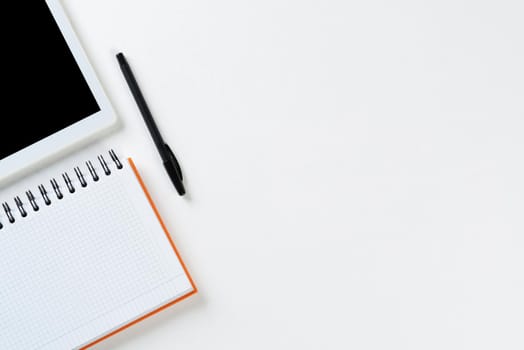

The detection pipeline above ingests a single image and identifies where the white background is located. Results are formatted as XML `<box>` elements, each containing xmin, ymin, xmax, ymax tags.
<box><xmin>61</xmin><ymin>0</ymin><xmax>524</xmax><ymax>349</ymax></box>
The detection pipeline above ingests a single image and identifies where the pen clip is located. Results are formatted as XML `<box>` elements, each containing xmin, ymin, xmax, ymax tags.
<box><xmin>163</xmin><ymin>143</ymin><xmax>185</xmax><ymax>196</ymax></box>
<box><xmin>164</xmin><ymin>144</ymin><xmax>183</xmax><ymax>181</ymax></box>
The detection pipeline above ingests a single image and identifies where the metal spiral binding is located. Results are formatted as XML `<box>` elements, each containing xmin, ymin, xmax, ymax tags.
<box><xmin>50</xmin><ymin>178</ymin><xmax>63</xmax><ymax>199</ymax></box>
<box><xmin>62</xmin><ymin>173</ymin><xmax>75</xmax><ymax>194</ymax></box>
<box><xmin>26</xmin><ymin>191</ymin><xmax>39</xmax><ymax>212</ymax></box>
<box><xmin>38</xmin><ymin>185</ymin><xmax>51</xmax><ymax>206</ymax></box>
<box><xmin>0</xmin><ymin>150</ymin><xmax>123</xmax><ymax>228</ymax></box>
<box><xmin>14</xmin><ymin>196</ymin><xmax>27</xmax><ymax>218</ymax></box>
<box><xmin>98</xmin><ymin>155</ymin><xmax>111</xmax><ymax>175</ymax></box>
<box><xmin>74</xmin><ymin>167</ymin><xmax>87</xmax><ymax>187</ymax></box>
<box><xmin>3</xmin><ymin>203</ymin><xmax>15</xmax><ymax>223</ymax></box>
<box><xmin>86</xmin><ymin>161</ymin><xmax>99</xmax><ymax>182</ymax></box>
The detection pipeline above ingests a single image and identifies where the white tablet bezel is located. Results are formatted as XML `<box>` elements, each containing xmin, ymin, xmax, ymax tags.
<box><xmin>0</xmin><ymin>0</ymin><xmax>118</xmax><ymax>186</ymax></box>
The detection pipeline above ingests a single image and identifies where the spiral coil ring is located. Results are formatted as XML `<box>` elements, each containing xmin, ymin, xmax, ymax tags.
<box><xmin>0</xmin><ymin>150</ymin><xmax>122</xmax><ymax>228</ymax></box>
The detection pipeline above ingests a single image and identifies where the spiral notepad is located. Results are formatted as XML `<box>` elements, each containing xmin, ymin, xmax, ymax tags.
<box><xmin>0</xmin><ymin>150</ymin><xmax>196</xmax><ymax>349</ymax></box>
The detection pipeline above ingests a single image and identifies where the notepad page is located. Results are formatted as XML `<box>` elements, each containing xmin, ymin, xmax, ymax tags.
<box><xmin>0</xmin><ymin>158</ymin><xmax>193</xmax><ymax>349</ymax></box>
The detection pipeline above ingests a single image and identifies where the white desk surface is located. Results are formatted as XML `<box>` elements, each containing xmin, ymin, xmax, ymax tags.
<box><xmin>63</xmin><ymin>0</ymin><xmax>524</xmax><ymax>349</ymax></box>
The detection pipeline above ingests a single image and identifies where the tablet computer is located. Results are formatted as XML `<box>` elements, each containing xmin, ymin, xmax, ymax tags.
<box><xmin>0</xmin><ymin>0</ymin><xmax>118</xmax><ymax>185</ymax></box>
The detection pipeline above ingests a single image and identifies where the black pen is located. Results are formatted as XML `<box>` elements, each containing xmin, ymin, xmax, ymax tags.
<box><xmin>116</xmin><ymin>52</ymin><xmax>186</xmax><ymax>196</ymax></box>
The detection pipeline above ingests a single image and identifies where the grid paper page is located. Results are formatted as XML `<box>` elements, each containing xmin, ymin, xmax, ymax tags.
<box><xmin>0</xmin><ymin>157</ymin><xmax>193</xmax><ymax>349</ymax></box>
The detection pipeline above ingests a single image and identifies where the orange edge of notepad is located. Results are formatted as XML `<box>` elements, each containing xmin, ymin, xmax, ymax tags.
<box><xmin>81</xmin><ymin>158</ymin><xmax>198</xmax><ymax>349</ymax></box>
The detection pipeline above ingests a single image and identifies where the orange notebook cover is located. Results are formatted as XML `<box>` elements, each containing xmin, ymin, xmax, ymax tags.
<box><xmin>0</xmin><ymin>152</ymin><xmax>196</xmax><ymax>349</ymax></box>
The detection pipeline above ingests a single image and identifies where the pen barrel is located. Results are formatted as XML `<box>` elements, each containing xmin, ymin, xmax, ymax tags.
<box><xmin>134</xmin><ymin>96</ymin><xmax>165</xmax><ymax>152</ymax></box>
<box><xmin>118</xmin><ymin>54</ymin><xmax>166</xmax><ymax>153</ymax></box>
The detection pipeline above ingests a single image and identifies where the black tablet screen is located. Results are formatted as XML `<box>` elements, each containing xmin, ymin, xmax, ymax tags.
<box><xmin>1</xmin><ymin>2</ymin><xmax>100</xmax><ymax>160</ymax></box>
